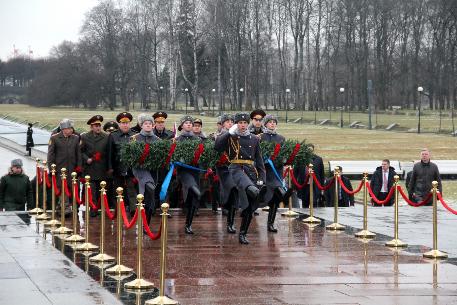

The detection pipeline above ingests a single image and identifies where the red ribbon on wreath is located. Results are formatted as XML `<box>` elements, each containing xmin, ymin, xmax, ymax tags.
<box><xmin>138</xmin><ymin>143</ymin><xmax>150</xmax><ymax>165</ymax></box>
<box><xmin>216</xmin><ymin>153</ymin><xmax>229</xmax><ymax>166</ymax></box>
<box><xmin>270</xmin><ymin>143</ymin><xmax>281</xmax><ymax>161</ymax></box>
<box><xmin>192</xmin><ymin>143</ymin><xmax>204</xmax><ymax>165</ymax></box>
<box><xmin>163</xmin><ymin>143</ymin><xmax>177</xmax><ymax>168</ymax></box>
<box><xmin>93</xmin><ymin>151</ymin><xmax>102</xmax><ymax>162</ymax></box>
<box><xmin>285</xmin><ymin>143</ymin><xmax>301</xmax><ymax>165</ymax></box>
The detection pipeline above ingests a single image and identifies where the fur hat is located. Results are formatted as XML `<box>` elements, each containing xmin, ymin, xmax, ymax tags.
<box><xmin>178</xmin><ymin>115</ymin><xmax>194</xmax><ymax>131</ymax></box>
<box><xmin>220</xmin><ymin>114</ymin><xmax>234</xmax><ymax>125</ymax></box>
<box><xmin>234</xmin><ymin>113</ymin><xmax>250</xmax><ymax>123</ymax></box>
<box><xmin>138</xmin><ymin>113</ymin><xmax>154</xmax><ymax>126</ymax></box>
<box><xmin>263</xmin><ymin>114</ymin><xmax>278</xmax><ymax>125</ymax></box>
<box><xmin>59</xmin><ymin>118</ymin><xmax>74</xmax><ymax>129</ymax></box>
<box><xmin>11</xmin><ymin>159</ymin><xmax>23</xmax><ymax>167</ymax></box>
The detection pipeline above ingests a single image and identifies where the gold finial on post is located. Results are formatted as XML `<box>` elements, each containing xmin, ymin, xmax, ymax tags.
<box><xmin>386</xmin><ymin>175</ymin><xmax>407</xmax><ymax>248</ymax></box>
<box><xmin>65</xmin><ymin>172</ymin><xmax>84</xmax><ymax>242</ymax></box>
<box><xmin>30</xmin><ymin>159</ymin><xmax>44</xmax><ymax>214</ymax></box>
<box><xmin>76</xmin><ymin>175</ymin><xmax>99</xmax><ymax>251</ymax></box>
<box><xmin>303</xmin><ymin>163</ymin><xmax>320</xmax><ymax>224</ymax></box>
<box><xmin>355</xmin><ymin>172</ymin><xmax>376</xmax><ymax>239</ymax></box>
<box><xmin>326</xmin><ymin>166</ymin><xmax>345</xmax><ymax>231</ymax></box>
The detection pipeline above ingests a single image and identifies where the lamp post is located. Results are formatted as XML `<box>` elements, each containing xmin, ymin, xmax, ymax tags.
<box><xmin>417</xmin><ymin>86</ymin><xmax>423</xmax><ymax>134</ymax></box>
<box><xmin>211</xmin><ymin>88</ymin><xmax>216</xmax><ymax>116</ymax></box>
<box><xmin>313</xmin><ymin>89</ymin><xmax>318</xmax><ymax>125</ymax></box>
<box><xmin>159</xmin><ymin>86</ymin><xmax>163</xmax><ymax>109</ymax></box>
<box><xmin>130</xmin><ymin>88</ymin><xmax>135</xmax><ymax>110</ymax></box>
<box><xmin>185</xmin><ymin>88</ymin><xmax>189</xmax><ymax>114</ymax></box>
<box><xmin>368</xmin><ymin>80</ymin><xmax>373</xmax><ymax>130</ymax></box>
<box><xmin>339</xmin><ymin>87</ymin><xmax>345</xmax><ymax>128</ymax></box>
<box><xmin>285</xmin><ymin>88</ymin><xmax>290</xmax><ymax>123</ymax></box>
<box><xmin>239</xmin><ymin>87</ymin><xmax>244</xmax><ymax>109</ymax></box>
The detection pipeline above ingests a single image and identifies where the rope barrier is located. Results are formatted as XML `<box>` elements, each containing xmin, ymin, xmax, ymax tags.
<box><xmin>63</xmin><ymin>178</ymin><xmax>72</xmax><ymax>198</ymax></box>
<box><xmin>141</xmin><ymin>209</ymin><xmax>162</xmax><ymax>240</ymax></box>
<box><xmin>338</xmin><ymin>176</ymin><xmax>363</xmax><ymax>195</ymax></box>
<box><xmin>103</xmin><ymin>193</ymin><xmax>116</xmax><ymax>220</ymax></box>
<box><xmin>437</xmin><ymin>192</ymin><xmax>457</xmax><ymax>215</ymax></box>
<box><xmin>45</xmin><ymin>172</ymin><xmax>51</xmax><ymax>189</ymax></box>
<box><xmin>120</xmin><ymin>199</ymin><xmax>138</xmax><ymax>229</ymax></box>
<box><xmin>37</xmin><ymin>167</ymin><xmax>42</xmax><ymax>185</ymax></box>
<box><xmin>366</xmin><ymin>182</ymin><xmax>395</xmax><ymax>205</ymax></box>
<box><xmin>73</xmin><ymin>183</ymin><xmax>83</xmax><ymax>205</ymax></box>
<box><xmin>289</xmin><ymin>169</ymin><xmax>309</xmax><ymax>190</ymax></box>
<box><xmin>397</xmin><ymin>186</ymin><xmax>432</xmax><ymax>207</ymax></box>
<box><xmin>312</xmin><ymin>173</ymin><xmax>334</xmax><ymax>191</ymax></box>
<box><xmin>52</xmin><ymin>174</ymin><xmax>61</xmax><ymax>197</ymax></box>
<box><xmin>87</xmin><ymin>186</ymin><xmax>100</xmax><ymax>210</ymax></box>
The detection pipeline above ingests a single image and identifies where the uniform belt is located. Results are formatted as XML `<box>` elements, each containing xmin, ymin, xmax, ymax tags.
<box><xmin>230</xmin><ymin>159</ymin><xmax>254</xmax><ymax>165</ymax></box>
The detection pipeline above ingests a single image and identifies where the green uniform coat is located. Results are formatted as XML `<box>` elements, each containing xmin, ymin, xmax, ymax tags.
<box><xmin>80</xmin><ymin>131</ymin><xmax>109</xmax><ymax>181</ymax></box>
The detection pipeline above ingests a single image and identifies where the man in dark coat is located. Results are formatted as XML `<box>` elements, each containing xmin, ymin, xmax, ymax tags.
<box><xmin>248</xmin><ymin>109</ymin><xmax>266</xmax><ymax>135</ymax></box>
<box><xmin>408</xmin><ymin>148</ymin><xmax>442</xmax><ymax>206</ymax></box>
<box><xmin>215</xmin><ymin>112</ymin><xmax>266</xmax><ymax>244</ymax></box>
<box><xmin>108</xmin><ymin>112</ymin><xmax>137</xmax><ymax>213</ymax></box>
<box><xmin>325</xmin><ymin>167</ymin><xmax>354</xmax><ymax>207</ymax></box>
<box><xmin>370</xmin><ymin>159</ymin><xmax>397</xmax><ymax>206</ymax></box>
<box><xmin>0</xmin><ymin>159</ymin><xmax>33</xmax><ymax>211</ymax></box>
<box><xmin>26</xmin><ymin>123</ymin><xmax>34</xmax><ymax>156</ymax></box>
<box><xmin>153</xmin><ymin>111</ymin><xmax>174</xmax><ymax>140</ymax></box>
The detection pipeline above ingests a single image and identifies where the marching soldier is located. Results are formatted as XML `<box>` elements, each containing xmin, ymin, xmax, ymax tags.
<box><xmin>260</xmin><ymin>115</ymin><xmax>293</xmax><ymax>232</ymax></box>
<box><xmin>249</xmin><ymin>109</ymin><xmax>266</xmax><ymax>135</ymax></box>
<box><xmin>108</xmin><ymin>112</ymin><xmax>137</xmax><ymax>214</ymax></box>
<box><xmin>130</xmin><ymin>114</ymin><xmax>160</xmax><ymax>225</ymax></box>
<box><xmin>80</xmin><ymin>115</ymin><xmax>110</xmax><ymax>215</ymax></box>
<box><xmin>215</xmin><ymin>113</ymin><xmax>266</xmax><ymax>244</ymax></box>
<box><xmin>176</xmin><ymin>115</ymin><xmax>202</xmax><ymax>234</ymax></box>
<box><xmin>153</xmin><ymin>111</ymin><xmax>174</xmax><ymax>139</ymax></box>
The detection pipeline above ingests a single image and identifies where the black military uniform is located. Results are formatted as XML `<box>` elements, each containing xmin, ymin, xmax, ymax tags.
<box><xmin>176</xmin><ymin>115</ymin><xmax>202</xmax><ymax>234</ymax></box>
<box><xmin>108</xmin><ymin>112</ymin><xmax>137</xmax><ymax>212</ymax></box>
<box><xmin>215</xmin><ymin>113</ymin><xmax>266</xmax><ymax>244</ymax></box>
<box><xmin>26</xmin><ymin>123</ymin><xmax>34</xmax><ymax>156</ymax></box>
<box><xmin>152</xmin><ymin>112</ymin><xmax>174</xmax><ymax>140</ymax></box>
<box><xmin>248</xmin><ymin>109</ymin><xmax>266</xmax><ymax>135</ymax></box>
<box><xmin>260</xmin><ymin>115</ymin><xmax>292</xmax><ymax>233</ymax></box>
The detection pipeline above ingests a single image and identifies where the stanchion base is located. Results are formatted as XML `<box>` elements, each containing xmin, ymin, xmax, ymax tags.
<box><xmin>90</xmin><ymin>253</ymin><xmax>115</xmax><ymax>263</ymax></box>
<box><xmin>146</xmin><ymin>296</ymin><xmax>179</xmax><ymax>305</ymax></box>
<box><xmin>423</xmin><ymin>249</ymin><xmax>448</xmax><ymax>259</ymax></box>
<box><xmin>355</xmin><ymin>230</ymin><xmax>376</xmax><ymax>239</ymax></box>
<box><xmin>124</xmin><ymin>278</ymin><xmax>154</xmax><ymax>290</ymax></box>
<box><xmin>29</xmin><ymin>208</ymin><xmax>44</xmax><ymax>215</ymax></box>
<box><xmin>326</xmin><ymin>222</ymin><xmax>345</xmax><ymax>230</ymax></box>
<box><xmin>106</xmin><ymin>264</ymin><xmax>133</xmax><ymax>275</ymax></box>
<box><xmin>302</xmin><ymin>216</ymin><xmax>321</xmax><ymax>224</ymax></box>
<box><xmin>281</xmin><ymin>210</ymin><xmax>299</xmax><ymax>217</ymax></box>
<box><xmin>36</xmin><ymin>213</ymin><xmax>51</xmax><ymax>221</ymax></box>
<box><xmin>304</xmin><ymin>223</ymin><xmax>320</xmax><ymax>230</ymax></box>
<box><xmin>65</xmin><ymin>234</ymin><xmax>85</xmax><ymax>243</ymax></box>
<box><xmin>44</xmin><ymin>219</ymin><xmax>61</xmax><ymax>227</ymax></box>
<box><xmin>75</xmin><ymin>242</ymin><xmax>99</xmax><ymax>252</ymax></box>
<box><xmin>385</xmin><ymin>239</ymin><xmax>408</xmax><ymax>248</ymax></box>
<box><xmin>262</xmin><ymin>206</ymin><xmax>270</xmax><ymax>211</ymax></box>
<box><xmin>52</xmin><ymin>226</ymin><xmax>73</xmax><ymax>235</ymax></box>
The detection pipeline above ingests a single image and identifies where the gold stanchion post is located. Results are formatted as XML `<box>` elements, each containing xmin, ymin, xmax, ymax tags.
<box><xmin>36</xmin><ymin>161</ymin><xmax>50</xmax><ymax>220</ymax></box>
<box><xmin>423</xmin><ymin>181</ymin><xmax>448</xmax><ymax>259</ymax></box>
<box><xmin>303</xmin><ymin>164</ymin><xmax>321</xmax><ymax>224</ymax></box>
<box><xmin>44</xmin><ymin>164</ymin><xmax>61</xmax><ymax>227</ymax></box>
<box><xmin>29</xmin><ymin>158</ymin><xmax>44</xmax><ymax>215</ymax></box>
<box><xmin>65</xmin><ymin>172</ymin><xmax>85</xmax><ymax>242</ymax></box>
<box><xmin>281</xmin><ymin>165</ymin><xmax>299</xmax><ymax>217</ymax></box>
<box><xmin>326</xmin><ymin>167</ymin><xmax>345</xmax><ymax>230</ymax></box>
<box><xmin>355</xmin><ymin>172</ymin><xmax>376</xmax><ymax>239</ymax></box>
<box><xmin>90</xmin><ymin>181</ymin><xmax>115</xmax><ymax>263</ymax></box>
<box><xmin>106</xmin><ymin>187</ymin><xmax>133</xmax><ymax>275</ymax></box>
<box><xmin>125</xmin><ymin>194</ymin><xmax>154</xmax><ymax>290</ymax></box>
<box><xmin>386</xmin><ymin>175</ymin><xmax>407</xmax><ymax>247</ymax></box>
<box><xmin>52</xmin><ymin>168</ymin><xmax>73</xmax><ymax>234</ymax></box>
<box><xmin>76</xmin><ymin>176</ymin><xmax>99</xmax><ymax>251</ymax></box>
<box><xmin>146</xmin><ymin>203</ymin><xmax>178</xmax><ymax>305</ymax></box>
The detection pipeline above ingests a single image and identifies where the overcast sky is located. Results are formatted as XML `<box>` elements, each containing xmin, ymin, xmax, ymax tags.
<box><xmin>0</xmin><ymin>0</ymin><xmax>98</xmax><ymax>61</ymax></box>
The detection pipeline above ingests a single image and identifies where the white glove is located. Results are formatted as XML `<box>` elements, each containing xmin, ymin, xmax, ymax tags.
<box><xmin>229</xmin><ymin>124</ymin><xmax>238</xmax><ymax>135</ymax></box>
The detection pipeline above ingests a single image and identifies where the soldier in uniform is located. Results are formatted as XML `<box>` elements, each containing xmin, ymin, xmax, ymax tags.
<box><xmin>47</xmin><ymin>119</ymin><xmax>82</xmax><ymax>196</ymax></box>
<box><xmin>153</xmin><ymin>111</ymin><xmax>174</xmax><ymax>139</ymax></box>
<box><xmin>130</xmin><ymin>114</ymin><xmax>161</xmax><ymax>225</ymax></box>
<box><xmin>215</xmin><ymin>113</ymin><xmax>266</xmax><ymax>244</ymax></box>
<box><xmin>80</xmin><ymin>115</ymin><xmax>110</xmax><ymax>215</ymax></box>
<box><xmin>260</xmin><ymin>115</ymin><xmax>293</xmax><ymax>232</ymax></box>
<box><xmin>192</xmin><ymin>118</ymin><xmax>208</xmax><ymax>141</ymax></box>
<box><xmin>249</xmin><ymin>109</ymin><xmax>266</xmax><ymax>135</ymax></box>
<box><xmin>103</xmin><ymin>121</ymin><xmax>119</xmax><ymax>133</ymax></box>
<box><xmin>176</xmin><ymin>115</ymin><xmax>202</xmax><ymax>234</ymax></box>
<box><xmin>26</xmin><ymin>123</ymin><xmax>34</xmax><ymax>156</ymax></box>
<box><xmin>108</xmin><ymin>112</ymin><xmax>137</xmax><ymax>213</ymax></box>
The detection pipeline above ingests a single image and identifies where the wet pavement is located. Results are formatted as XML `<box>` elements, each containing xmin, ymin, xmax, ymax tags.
<box><xmin>2</xmin><ymin>207</ymin><xmax>456</xmax><ymax>305</ymax></box>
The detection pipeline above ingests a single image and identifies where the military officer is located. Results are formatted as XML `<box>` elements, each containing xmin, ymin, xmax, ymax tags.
<box><xmin>103</xmin><ymin>121</ymin><xmax>119</xmax><ymax>133</ymax></box>
<box><xmin>108</xmin><ymin>112</ymin><xmax>137</xmax><ymax>213</ymax></box>
<box><xmin>215</xmin><ymin>113</ymin><xmax>266</xmax><ymax>244</ymax></box>
<box><xmin>153</xmin><ymin>111</ymin><xmax>174</xmax><ymax>139</ymax></box>
<box><xmin>176</xmin><ymin>115</ymin><xmax>202</xmax><ymax>234</ymax></box>
<box><xmin>192</xmin><ymin>118</ymin><xmax>208</xmax><ymax>141</ymax></box>
<box><xmin>249</xmin><ymin>109</ymin><xmax>266</xmax><ymax>135</ymax></box>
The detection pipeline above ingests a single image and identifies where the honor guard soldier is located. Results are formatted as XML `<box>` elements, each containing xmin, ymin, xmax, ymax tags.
<box><xmin>153</xmin><ymin>111</ymin><xmax>174</xmax><ymax>139</ymax></box>
<box><xmin>26</xmin><ymin>123</ymin><xmax>34</xmax><ymax>156</ymax></box>
<box><xmin>215</xmin><ymin>112</ymin><xmax>266</xmax><ymax>244</ymax></box>
<box><xmin>103</xmin><ymin>121</ymin><xmax>119</xmax><ymax>133</ymax></box>
<box><xmin>176</xmin><ymin>115</ymin><xmax>202</xmax><ymax>234</ymax></box>
<box><xmin>130</xmin><ymin>114</ymin><xmax>161</xmax><ymax>225</ymax></box>
<box><xmin>108</xmin><ymin>112</ymin><xmax>137</xmax><ymax>213</ymax></box>
<box><xmin>192</xmin><ymin>118</ymin><xmax>208</xmax><ymax>141</ymax></box>
<box><xmin>260</xmin><ymin>115</ymin><xmax>293</xmax><ymax>232</ymax></box>
<box><xmin>249</xmin><ymin>109</ymin><xmax>266</xmax><ymax>135</ymax></box>
<box><xmin>80</xmin><ymin>115</ymin><xmax>110</xmax><ymax>215</ymax></box>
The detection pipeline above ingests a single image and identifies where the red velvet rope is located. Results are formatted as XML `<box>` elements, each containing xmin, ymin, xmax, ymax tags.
<box><xmin>312</xmin><ymin>173</ymin><xmax>335</xmax><ymax>191</ymax></box>
<box><xmin>120</xmin><ymin>199</ymin><xmax>138</xmax><ymax>229</ymax></box>
<box><xmin>163</xmin><ymin>143</ymin><xmax>177</xmax><ymax>168</ymax></box>
<box><xmin>37</xmin><ymin>167</ymin><xmax>42</xmax><ymax>185</ymax></box>
<box><xmin>45</xmin><ymin>173</ymin><xmax>51</xmax><ymax>189</ymax></box>
<box><xmin>285</xmin><ymin>143</ymin><xmax>300</xmax><ymax>165</ymax></box>
<box><xmin>270</xmin><ymin>143</ymin><xmax>281</xmax><ymax>161</ymax></box>
<box><xmin>337</xmin><ymin>176</ymin><xmax>363</xmax><ymax>195</ymax></box>
<box><xmin>102</xmin><ymin>193</ymin><xmax>116</xmax><ymax>220</ymax></box>
<box><xmin>141</xmin><ymin>209</ymin><xmax>162</xmax><ymax>240</ymax></box>
<box><xmin>366</xmin><ymin>182</ymin><xmax>395</xmax><ymax>205</ymax></box>
<box><xmin>87</xmin><ymin>186</ymin><xmax>100</xmax><ymax>210</ymax></box>
<box><xmin>52</xmin><ymin>174</ymin><xmax>61</xmax><ymax>196</ymax></box>
<box><xmin>138</xmin><ymin>143</ymin><xmax>150</xmax><ymax>165</ymax></box>
<box><xmin>63</xmin><ymin>178</ymin><xmax>72</xmax><ymax>198</ymax></box>
<box><xmin>437</xmin><ymin>192</ymin><xmax>457</xmax><ymax>215</ymax></box>
<box><xmin>192</xmin><ymin>143</ymin><xmax>204</xmax><ymax>165</ymax></box>
<box><xmin>289</xmin><ymin>170</ymin><xmax>309</xmax><ymax>190</ymax></box>
<box><xmin>73</xmin><ymin>183</ymin><xmax>83</xmax><ymax>205</ymax></box>
<box><xmin>397</xmin><ymin>186</ymin><xmax>432</xmax><ymax>207</ymax></box>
